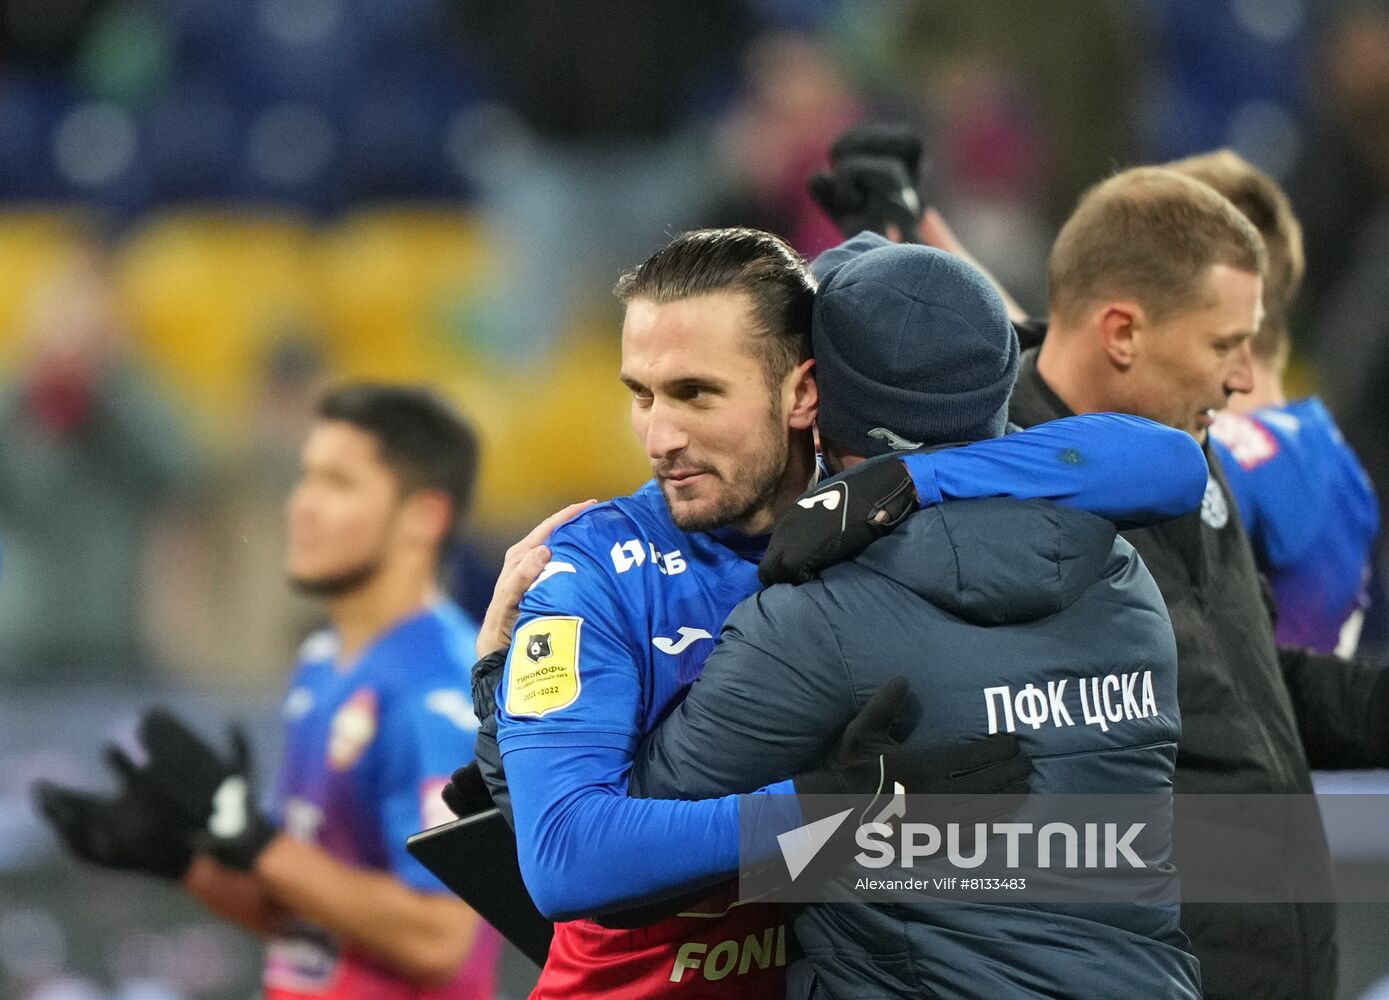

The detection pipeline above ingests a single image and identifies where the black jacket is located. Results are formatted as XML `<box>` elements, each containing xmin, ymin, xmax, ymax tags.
<box><xmin>1009</xmin><ymin>347</ymin><xmax>1389</xmax><ymax>1000</ymax></box>
<box><xmin>631</xmin><ymin>498</ymin><xmax>1200</xmax><ymax>1000</ymax></box>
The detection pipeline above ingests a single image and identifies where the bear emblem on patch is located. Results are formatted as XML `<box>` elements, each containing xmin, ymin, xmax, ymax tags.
<box><xmin>526</xmin><ymin>633</ymin><xmax>552</xmax><ymax>662</ymax></box>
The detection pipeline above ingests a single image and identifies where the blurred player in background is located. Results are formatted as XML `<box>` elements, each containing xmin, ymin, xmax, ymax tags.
<box><xmin>35</xmin><ymin>383</ymin><xmax>500</xmax><ymax>1000</ymax></box>
<box><xmin>1172</xmin><ymin>150</ymin><xmax>1381</xmax><ymax>657</ymax></box>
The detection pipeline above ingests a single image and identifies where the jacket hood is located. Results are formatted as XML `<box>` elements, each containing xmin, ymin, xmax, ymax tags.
<box><xmin>848</xmin><ymin>498</ymin><xmax>1118</xmax><ymax>626</ymax></box>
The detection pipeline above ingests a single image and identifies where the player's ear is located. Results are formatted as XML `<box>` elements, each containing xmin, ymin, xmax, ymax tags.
<box><xmin>1096</xmin><ymin>300</ymin><xmax>1144</xmax><ymax>370</ymax></box>
<box><xmin>403</xmin><ymin>488</ymin><xmax>453</xmax><ymax>551</ymax></box>
<box><xmin>785</xmin><ymin>357</ymin><xmax>817</xmax><ymax>431</ymax></box>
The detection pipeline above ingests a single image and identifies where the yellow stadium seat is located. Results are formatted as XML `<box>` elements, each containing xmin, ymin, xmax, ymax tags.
<box><xmin>314</xmin><ymin>207</ymin><xmax>498</xmax><ymax>384</ymax></box>
<box><xmin>455</xmin><ymin>333</ymin><xmax>648</xmax><ymax>531</ymax></box>
<box><xmin>117</xmin><ymin>210</ymin><xmax>319</xmax><ymax>426</ymax></box>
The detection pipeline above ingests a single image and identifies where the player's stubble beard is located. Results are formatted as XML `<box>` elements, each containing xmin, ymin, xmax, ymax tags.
<box><xmin>289</xmin><ymin>556</ymin><xmax>384</xmax><ymax>598</ymax></box>
<box><xmin>288</xmin><ymin>506</ymin><xmax>398</xmax><ymax>598</ymax></box>
<box><xmin>659</xmin><ymin>401</ymin><xmax>790</xmax><ymax>534</ymax></box>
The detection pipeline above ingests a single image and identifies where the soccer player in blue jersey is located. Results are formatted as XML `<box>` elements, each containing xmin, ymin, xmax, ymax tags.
<box><xmin>467</xmin><ymin>228</ymin><xmax>1207</xmax><ymax>998</ymax></box>
<box><xmin>1169</xmin><ymin>150</ymin><xmax>1381</xmax><ymax>656</ymax></box>
<box><xmin>36</xmin><ymin>384</ymin><xmax>501</xmax><ymax>1000</ymax></box>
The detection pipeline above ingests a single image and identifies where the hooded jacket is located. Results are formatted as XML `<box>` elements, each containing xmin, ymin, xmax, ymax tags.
<box><xmin>631</xmin><ymin>496</ymin><xmax>1201</xmax><ymax>999</ymax></box>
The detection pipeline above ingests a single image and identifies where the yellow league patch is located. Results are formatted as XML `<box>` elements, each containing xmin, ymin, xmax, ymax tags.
<box><xmin>507</xmin><ymin>616</ymin><xmax>582</xmax><ymax>718</ymax></box>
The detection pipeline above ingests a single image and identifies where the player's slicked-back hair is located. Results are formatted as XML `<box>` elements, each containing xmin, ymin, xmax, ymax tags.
<box><xmin>614</xmin><ymin>227</ymin><xmax>815</xmax><ymax>391</ymax></box>
<box><xmin>1048</xmin><ymin>166</ymin><xmax>1267</xmax><ymax>328</ymax></box>
<box><xmin>1166</xmin><ymin>149</ymin><xmax>1304</xmax><ymax>363</ymax></box>
<box><xmin>317</xmin><ymin>382</ymin><xmax>479</xmax><ymax>544</ymax></box>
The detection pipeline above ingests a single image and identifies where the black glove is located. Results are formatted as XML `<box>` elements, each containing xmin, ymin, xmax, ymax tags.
<box><xmin>442</xmin><ymin>761</ymin><xmax>495</xmax><ymax>819</ymax></box>
<box><xmin>792</xmin><ymin>677</ymin><xmax>916</xmax><ymax>805</ymax></box>
<box><xmin>760</xmin><ymin>457</ymin><xmax>919</xmax><ymax>587</ymax></box>
<box><xmin>810</xmin><ymin>123</ymin><xmax>928</xmax><ymax>241</ymax></box>
<box><xmin>135</xmin><ymin>709</ymin><xmax>279</xmax><ymax>872</ymax></box>
<box><xmin>33</xmin><ymin>745</ymin><xmax>195</xmax><ymax>880</ymax></box>
<box><xmin>828</xmin><ymin>122</ymin><xmax>924</xmax><ymax>182</ymax></box>
<box><xmin>810</xmin><ymin>155</ymin><xmax>923</xmax><ymax>242</ymax></box>
<box><xmin>794</xmin><ymin>678</ymin><xmax>1032</xmax><ymax>822</ymax></box>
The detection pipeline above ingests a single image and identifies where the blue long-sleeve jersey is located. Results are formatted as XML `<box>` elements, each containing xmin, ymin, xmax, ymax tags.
<box><xmin>271</xmin><ymin>601</ymin><xmax>502</xmax><ymax>998</ymax></box>
<box><xmin>905</xmin><ymin>412</ymin><xmax>1207</xmax><ymax>526</ymax></box>
<box><xmin>1209</xmin><ymin>399</ymin><xmax>1380</xmax><ymax>654</ymax></box>
<box><xmin>496</xmin><ymin>412</ymin><xmax>1206</xmax><ymax>921</ymax></box>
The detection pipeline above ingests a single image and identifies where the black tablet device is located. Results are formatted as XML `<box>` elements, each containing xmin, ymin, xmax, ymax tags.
<box><xmin>406</xmin><ymin>808</ymin><xmax>553</xmax><ymax>968</ymax></box>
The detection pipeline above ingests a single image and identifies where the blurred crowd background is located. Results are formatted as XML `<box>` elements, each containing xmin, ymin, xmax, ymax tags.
<box><xmin>3</xmin><ymin>0</ymin><xmax>1389</xmax><ymax>997</ymax></box>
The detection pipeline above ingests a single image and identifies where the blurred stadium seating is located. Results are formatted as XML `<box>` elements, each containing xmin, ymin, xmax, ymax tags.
<box><xmin>0</xmin><ymin>206</ymin><xmax>649</xmax><ymax>533</ymax></box>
